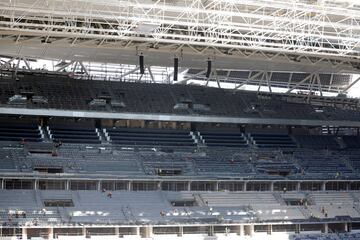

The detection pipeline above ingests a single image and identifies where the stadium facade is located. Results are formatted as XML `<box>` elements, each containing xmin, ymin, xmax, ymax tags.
<box><xmin>1</xmin><ymin>1</ymin><xmax>360</xmax><ymax>240</ymax></box>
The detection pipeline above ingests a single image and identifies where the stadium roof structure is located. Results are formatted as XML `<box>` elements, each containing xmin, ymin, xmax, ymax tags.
<box><xmin>1</xmin><ymin>0</ymin><xmax>360</xmax><ymax>94</ymax></box>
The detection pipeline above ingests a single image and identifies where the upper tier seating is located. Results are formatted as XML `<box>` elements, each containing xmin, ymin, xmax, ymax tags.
<box><xmin>322</xmin><ymin>106</ymin><xmax>360</xmax><ymax>121</ymax></box>
<box><xmin>259</xmin><ymin>98</ymin><xmax>321</xmax><ymax>120</ymax></box>
<box><xmin>0</xmin><ymin>122</ymin><xmax>42</xmax><ymax>142</ymax></box>
<box><xmin>105</xmin><ymin>128</ymin><xmax>196</xmax><ymax>147</ymax></box>
<box><xmin>48</xmin><ymin>125</ymin><xmax>101</xmax><ymax>144</ymax></box>
<box><xmin>294</xmin><ymin>135</ymin><xmax>340</xmax><ymax>149</ymax></box>
<box><xmin>1</xmin><ymin>71</ymin><xmax>359</xmax><ymax>122</ymax></box>
<box><xmin>198</xmin><ymin>131</ymin><xmax>248</xmax><ymax>148</ymax></box>
<box><xmin>249</xmin><ymin>133</ymin><xmax>297</xmax><ymax>148</ymax></box>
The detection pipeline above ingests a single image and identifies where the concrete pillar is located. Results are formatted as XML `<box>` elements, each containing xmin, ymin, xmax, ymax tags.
<box><xmin>66</xmin><ymin>180</ymin><xmax>70</xmax><ymax>190</ymax></box>
<box><xmin>143</xmin><ymin>226</ymin><xmax>152</xmax><ymax>238</ymax></box>
<box><xmin>127</xmin><ymin>181</ymin><xmax>132</xmax><ymax>191</ymax></box>
<box><xmin>244</xmin><ymin>182</ymin><xmax>248</xmax><ymax>191</ymax></box>
<box><xmin>82</xmin><ymin>227</ymin><xmax>86</xmax><ymax>237</ymax></box>
<box><xmin>244</xmin><ymin>225</ymin><xmax>254</xmax><ymax>236</ymax></box>
<box><xmin>188</xmin><ymin>181</ymin><xmax>191</xmax><ymax>191</ymax></box>
<box><xmin>324</xmin><ymin>223</ymin><xmax>328</xmax><ymax>233</ymax></box>
<box><xmin>214</xmin><ymin>182</ymin><xmax>219</xmax><ymax>191</ymax></box>
<box><xmin>270</xmin><ymin>182</ymin><xmax>274</xmax><ymax>191</ymax></box>
<box><xmin>345</xmin><ymin>223</ymin><xmax>349</xmax><ymax>232</ymax></box>
<box><xmin>267</xmin><ymin>225</ymin><xmax>272</xmax><ymax>235</ymax></box>
<box><xmin>148</xmin><ymin>226</ymin><xmax>153</xmax><ymax>238</ymax></box>
<box><xmin>157</xmin><ymin>181</ymin><xmax>161</xmax><ymax>191</ymax></box>
<box><xmin>135</xmin><ymin>227</ymin><xmax>140</xmax><ymax>236</ymax></box>
<box><xmin>297</xmin><ymin>182</ymin><xmax>301</xmax><ymax>191</ymax></box>
<box><xmin>48</xmin><ymin>228</ymin><xmax>54</xmax><ymax>239</ymax></box>
<box><xmin>97</xmin><ymin>180</ymin><xmax>101</xmax><ymax>191</ymax></box>
<box><xmin>238</xmin><ymin>225</ymin><xmax>244</xmax><ymax>236</ymax></box>
<box><xmin>208</xmin><ymin>226</ymin><xmax>214</xmax><ymax>236</ymax></box>
<box><xmin>178</xmin><ymin>226</ymin><xmax>183</xmax><ymax>237</ymax></box>
<box><xmin>22</xmin><ymin>228</ymin><xmax>27</xmax><ymax>240</ymax></box>
<box><xmin>34</xmin><ymin>179</ymin><xmax>38</xmax><ymax>190</ymax></box>
<box><xmin>322</xmin><ymin>182</ymin><xmax>327</xmax><ymax>191</ymax></box>
<box><xmin>1</xmin><ymin>179</ymin><xmax>3</xmax><ymax>189</ymax></box>
<box><xmin>250</xmin><ymin>225</ymin><xmax>254</xmax><ymax>237</ymax></box>
<box><xmin>115</xmin><ymin>227</ymin><xmax>119</xmax><ymax>236</ymax></box>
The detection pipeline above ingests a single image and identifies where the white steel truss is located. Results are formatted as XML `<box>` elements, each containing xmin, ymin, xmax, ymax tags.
<box><xmin>0</xmin><ymin>56</ymin><xmax>174</xmax><ymax>84</ymax></box>
<box><xmin>1</xmin><ymin>0</ymin><xmax>360</xmax><ymax>71</ymax></box>
<box><xmin>183</xmin><ymin>68</ymin><xmax>352</xmax><ymax>94</ymax></box>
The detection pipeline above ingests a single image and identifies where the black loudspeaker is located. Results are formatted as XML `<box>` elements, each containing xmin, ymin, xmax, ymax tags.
<box><xmin>206</xmin><ymin>59</ymin><xmax>212</xmax><ymax>78</ymax></box>
<box><xmin>173</xmin><ymin>58</ymin><xmax>178</xmax><ymax>81</ymax></box>
<box><xmin>139</xmin><ymin>55</ymin><xmax>144</xmax><ymax>74</ymax></box>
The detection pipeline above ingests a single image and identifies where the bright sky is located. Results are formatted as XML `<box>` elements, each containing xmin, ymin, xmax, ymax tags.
<box><xmin>347</xmin><ymin>74</ymin><xmax>360</xmax><ymax>98</ymax></box>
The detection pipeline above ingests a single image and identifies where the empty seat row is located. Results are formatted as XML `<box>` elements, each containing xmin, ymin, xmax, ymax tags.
<box><xmin>48</xmin><ymin>125</ymin><xmax>101</xmax><ymax>144</ymax></box>
<box><xmin>105</xmin><ymin>128</ymin><xmax>196</xmax><ymax>147</ymax></box>
<box><xmin>0</xmin><ymin>122</ymin><xmax>42</xmax><ymax>142</ymax></box>
<box><xmin>294</xmin><ymin>135</ymin><xmax>340</xmax><ymax>149</ymax></box>
<box><xmin>250</xmin><ymin>133</ymin><xmax>296</xmax><ymax>148</ymax></box>
<box><xmin>343</xmin><ymin>136</ymin><xmax>360</xmax><ymax>148</ymax></box>
<box><xmin>199</xmin><ymin>131</ymin><xmax>248</xmax><ymax>148</ymax></box>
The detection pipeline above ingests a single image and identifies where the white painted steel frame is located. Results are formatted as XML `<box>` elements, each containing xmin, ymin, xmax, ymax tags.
<box><xmin>1</xmin><ymin>0</ymin><xmax>360</xmax><ymax>68</ymax></box>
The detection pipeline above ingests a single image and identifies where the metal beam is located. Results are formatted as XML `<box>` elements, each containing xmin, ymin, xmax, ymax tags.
<box><xmin>56</xmin><ymin>61</ymin><xmax>74</xmax><ymax>72</ymax></box>
<box><xmin>316</xmin><ymin>73</ymin><xmax>323</xmax><ymax>97</ymax></box>
<box><xmin>147</xmin><ymin>66</ymin><xmax>155</xmax><ymax>83</ymax></box>
<box><xmin>79</xmin><ymin>61</ymin><xmax>89</xmax><ymax>76</ymax></box>
<box><xmin>214</xmin><ymin>70</ymin><xmax>221</xmax><ymax>88</ymax></box>
<box><xmin>119</xmin><ymin>67</ymin><xmax>139</xmax><ymax>79</ymax></box>
<box><xmin>0</xmin><ymin>107</ymin><xmax>359</xmax><ymax>127</ymax></box>
<box><xmin>205</xmin><ymin>70</ymin><xmax>213</xmax><ymax>87</ymax></box>
<box><xmin>286</xmin><ymin>73</ymin><xmax>315</xmax><ymax>94</ymax></box>
<box><xmin>1</xmin><ymin>0</ymin><xmax>360</xmax><ymax>70</ymax></box>
<box><xmin>72</xmin><ymin>62</ymin><xmax>78</xmax><ymax>74</ymax></box>
<box><xmin>21</xmin><ymin>57</ymin><xmax>31</xmax><ymax>70</ymax></box>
